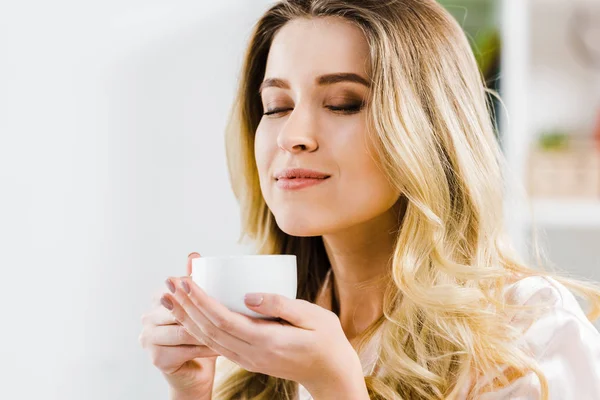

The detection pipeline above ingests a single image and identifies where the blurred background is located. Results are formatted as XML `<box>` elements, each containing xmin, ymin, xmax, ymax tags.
<box><xmin>0</xmin><ymin>0</ymin><xmax>598</xmax><ymax>399</ymax></box>
<box><xmin>438</xmin><ymin>0</ymin><xmax>600</xmax><ymax>283</ymax></box>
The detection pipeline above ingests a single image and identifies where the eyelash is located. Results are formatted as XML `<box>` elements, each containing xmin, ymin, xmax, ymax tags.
<box><xmin>263</xmin><ymin>103</ymin><xmax>364</xmax><ymax>116</ymax></box>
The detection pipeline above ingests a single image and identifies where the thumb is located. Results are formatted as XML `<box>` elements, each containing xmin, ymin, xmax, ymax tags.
<box><xmin>186</xmin><ymin>252</ymin><xmax>201</xmax><ymax>276</ymax></box>
<box><xmin>244</xmin><ymin>293</ymin><xmax>316</xmax><ymax>329</ymax></box>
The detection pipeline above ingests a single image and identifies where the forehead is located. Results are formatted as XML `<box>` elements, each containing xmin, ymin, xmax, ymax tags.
<box><xmin>264</xmin><ymin>17</ymin><xmax>371</xmax><ymax>82</ymax></box>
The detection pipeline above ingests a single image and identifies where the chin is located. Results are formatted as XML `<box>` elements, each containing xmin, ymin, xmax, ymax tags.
<box><xmin>272</xmin><ymin>211</ymin><xmax>330</xmax><ymax>237</ymax></box>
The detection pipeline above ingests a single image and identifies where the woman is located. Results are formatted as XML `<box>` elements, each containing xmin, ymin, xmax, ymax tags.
<box><xmin>139</xmin><ymin>1</ymin><xmax>600</xmax><ymax>399</ymax></box>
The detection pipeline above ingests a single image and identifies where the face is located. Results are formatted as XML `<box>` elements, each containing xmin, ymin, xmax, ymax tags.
<box><xmin>255</xmin><ymin>17</ymin><xmax>400</xmax><ymax>237</ymax></box>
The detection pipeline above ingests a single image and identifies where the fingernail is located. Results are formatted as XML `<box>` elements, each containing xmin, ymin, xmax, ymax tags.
<box><xmin>160</xmin><ymin>296</ymin><xmax>173</xmax><ymax>310</ymax></box>
<box><xmin>165</xmin><ymin>279</ymin><xmax>176</xmax><ymax>293</ymax></box>
<box><xmin>181</xmin><ymin>280</ymin><xmax>190</xmax><ymax>294</ymax></box>
<box><xmin>244</xmin><ymin>293</ymin><xmax>263</xmax><ymax>306</ymax></box>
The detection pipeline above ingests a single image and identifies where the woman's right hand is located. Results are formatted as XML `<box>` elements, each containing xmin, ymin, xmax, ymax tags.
<box><xmin>139</xmin><ymin>252</ymin><xmax>219</xmax><ymax>398</ymax></box>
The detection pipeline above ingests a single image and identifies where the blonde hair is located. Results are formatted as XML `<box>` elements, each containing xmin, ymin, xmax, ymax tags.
<box><xmin>215</xmin><ymin>1</ymin><xmax>600</xmax><ymax>399</ymax></box>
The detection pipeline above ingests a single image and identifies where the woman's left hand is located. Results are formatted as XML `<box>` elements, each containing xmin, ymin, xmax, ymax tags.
<box><xmin>162</xmin><ymin>276</ymin><xmax>364</xmax><ymax>393</ymax></box>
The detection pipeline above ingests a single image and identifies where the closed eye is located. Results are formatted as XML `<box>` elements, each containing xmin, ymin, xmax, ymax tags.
<box><xmin>263</xmin><ymin>103</ymin><xmax>364</xmax><ymax>117</ymax></box>
<box><xmin>263</xmin><ymin>108</ymin><xmax>293</xmax><ymax>116</ymax></box>
<box><xmin>326</xmin><ymin>103</ymin><xmax>364</xmax><ymax>114</ymax></box>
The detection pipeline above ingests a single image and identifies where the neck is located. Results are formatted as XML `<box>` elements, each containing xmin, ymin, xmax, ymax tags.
<box><xmin>320</xmin><ymin>197</ymin><xmax>405</xmax><ymax>342</ymax></box>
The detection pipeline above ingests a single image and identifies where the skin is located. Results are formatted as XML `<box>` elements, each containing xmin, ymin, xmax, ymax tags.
<box><xmin>139</xmin><ymin>253</ymin><xmax>219</xmax><ymax>400</ymax></box>
<box><xmin>140</xmin><ymin>17</ymin><xmax>402</xmax><ymax>399</ymax></box>
<box><xmin>255</xmin><ymin>17</ymin><xmax>401</xmax><ymax>343</ymax></box>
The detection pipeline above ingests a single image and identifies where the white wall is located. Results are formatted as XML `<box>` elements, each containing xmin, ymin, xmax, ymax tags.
<box><xmin>0</xmin><ymin>1</ymin><xmax>269</xmax><ymax>398</ymax></box>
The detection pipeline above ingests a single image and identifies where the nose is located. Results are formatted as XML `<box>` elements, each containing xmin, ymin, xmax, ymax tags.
<box><xmin>276</xmin><ymin>105</ymin><xmax>319</xmax><ymax>153</ymax></box>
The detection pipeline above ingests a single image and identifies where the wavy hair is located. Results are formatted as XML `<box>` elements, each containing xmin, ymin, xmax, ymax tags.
<box><xmin>214</xmin><ymin>1</ymin><xmax>600</xmax><ymax>399</ymax></box>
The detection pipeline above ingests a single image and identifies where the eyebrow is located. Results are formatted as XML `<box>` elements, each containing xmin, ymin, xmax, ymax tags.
<box><xmin>258</xmin><ymin>73</ymin><xmax>371</xmax><ymax>95</ymax></box>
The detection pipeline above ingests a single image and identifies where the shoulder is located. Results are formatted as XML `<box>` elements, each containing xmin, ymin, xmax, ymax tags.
<box><xmin>503</xmin><ymin>275</ymin><xmax>600</xmax><ymax>356</ymax></box>
<box><xmin>480</xmin><ymin>275</ymin><xmax>600</xmax><ymax>399</ymax></box>
<box><xmin>502</xmin><ymin>275</ymin><xmax>597</xmax><ymax>337</ymax></box>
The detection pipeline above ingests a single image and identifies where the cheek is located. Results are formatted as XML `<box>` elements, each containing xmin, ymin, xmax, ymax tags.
<box><xmin>254</xmin><ymin>126</ymin><xmax>274</xmax><ymax>180</ymax></box>
<box><xmin>334</xmin><ymin>122</ymin><xmax>399</xmax><ymax>207</ymax></box>
<box><xmin>337</xmin><ymin>147</ymin><xmax>400</xmax><ymax>218</ymax></box>
<box><xmin>254</xmin><ymin>125</ymin><xmax>279</xmax><ymax>208</ymax></box>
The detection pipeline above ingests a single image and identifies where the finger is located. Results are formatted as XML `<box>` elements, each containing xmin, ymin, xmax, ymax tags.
<box><xmin>160</xmin><ymin>290</ymin><xmax>244</xmax><ymax>364</ymax></box>
<box><xmin>150</xmin><ymin>344</ymin><xmax>219</xmax><ymax>374</ymax></box>
<box><xmin>145</xmin><ymin>324</ymin><xmax>202</xmax><ymax>346</ymax></box>
<box><xmin>243</xmin><ymin>293</ymin><xmax>320</xmax><ymax>329</ymax></box>
<box><xmin>164</xmin><ymin>344</ymin><xmax>219</xmax><ymax>359</ymax></box>
<box><xmin>168</xmin><ymin>278</ymin><xmax>254</xmax><ymax>349</ymax></box>
<box><xmin>187</xmin><ymin>252</ymin><xmax>201</xmax><ymax>276</ymax></box>
<box><xmin>179</xmin><ymin>276</ymin><xmax>266</xmax><ymax>343</ymax></box>
<box><xmin>141</xmin><ymin>304</ymin><xmax>178</xmax><ymax>326</ymax></box>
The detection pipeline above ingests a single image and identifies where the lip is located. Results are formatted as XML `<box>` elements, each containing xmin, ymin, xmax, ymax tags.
<box><xmin>274</xmin><ymin>168</ymin><xmax>331</xmax><ymax>191</ymax></box>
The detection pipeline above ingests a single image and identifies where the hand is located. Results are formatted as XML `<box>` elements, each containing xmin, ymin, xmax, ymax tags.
<box><xmin>139</xmin><ymin>253</ymin><xmax>219</xmax><ymax>397</ymax></box>
<box><xmin>162</xmin><ymin>275</ymin><xmax>364</xmax><ymax>394</ymax></box>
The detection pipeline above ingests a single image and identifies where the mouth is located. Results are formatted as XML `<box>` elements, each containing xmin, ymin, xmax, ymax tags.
<box><xmin>274</xmin><ymin>168</ymin><xmax>331</xmax><ymax>190</ymax></box>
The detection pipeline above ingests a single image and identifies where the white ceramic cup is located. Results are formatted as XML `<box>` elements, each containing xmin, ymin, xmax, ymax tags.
<box><xmin>191</xmin><ymin>255</ymin><xmax>297</xmax><ymax>319</ymax></box>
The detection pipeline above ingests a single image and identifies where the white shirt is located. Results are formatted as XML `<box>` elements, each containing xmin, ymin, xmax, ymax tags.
<box><xmin>216</xmin><ymin>275</ymin><xmax>600</xmax><ymax>399</ymax></box>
